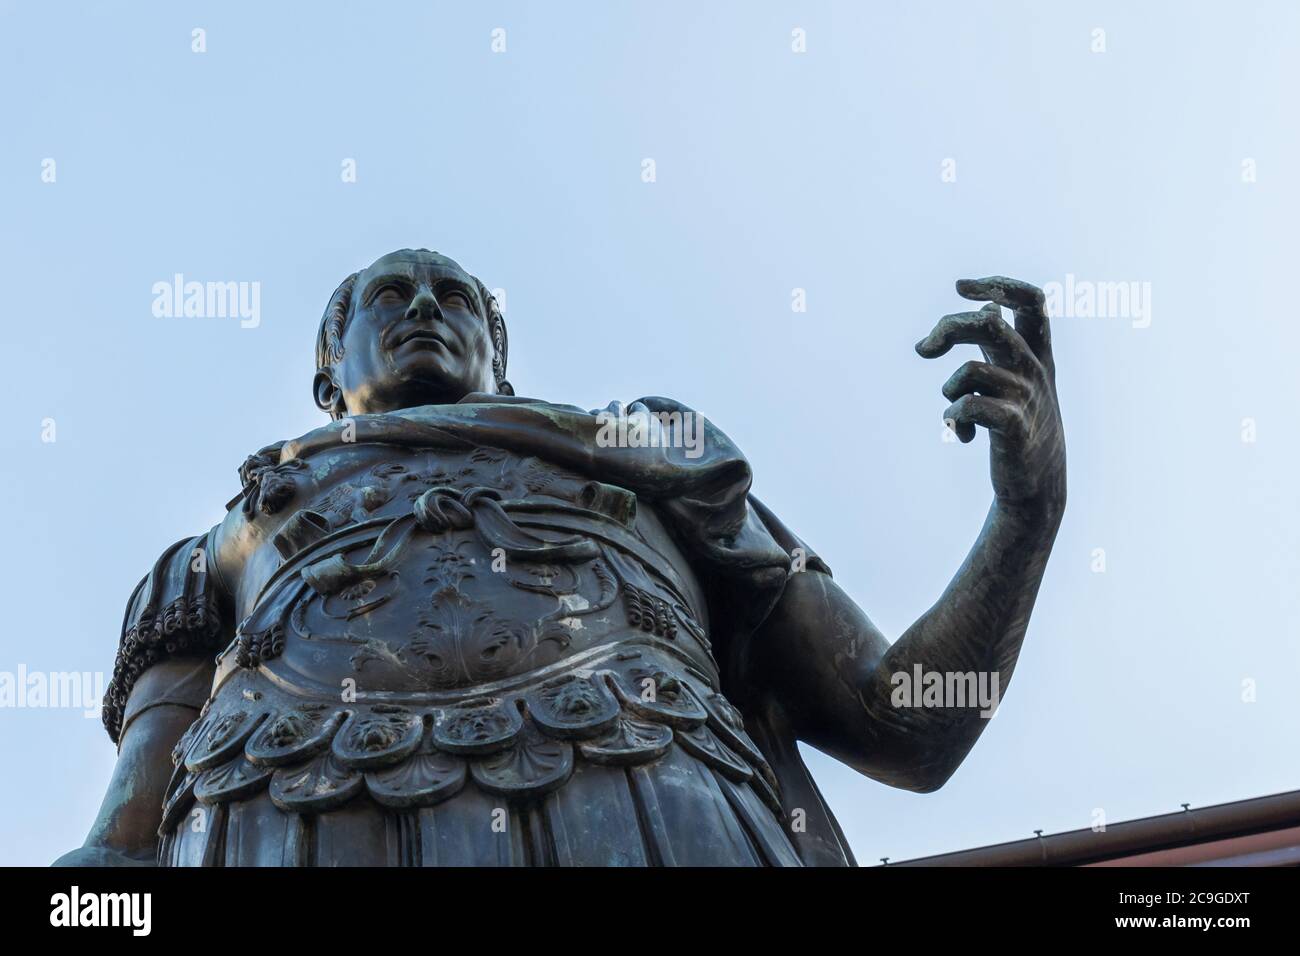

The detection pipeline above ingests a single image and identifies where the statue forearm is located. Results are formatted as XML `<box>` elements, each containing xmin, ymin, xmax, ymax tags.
<box><xmin>102</xmin><ymin>707</ymin><xmax>197</xmax><ymax>854</ymax></box>
<box><xmin>750</xmin><ymin>487</ymin><xmax>1062</xmax><ymax>794</ymax></box>
<box><xmin>56</xmin><ymin>657</ymin><xmax>212</xmax><ymax>867</ymax></box>
<box><xmin>862</xmin><ymin>493</ymin><xmax>1064</xmax><ymax>786</ymax></box>
<box><xmin>893</xmin><ymin>494</ymin><xmax>1061</xmax><ymax>683</ymax></box>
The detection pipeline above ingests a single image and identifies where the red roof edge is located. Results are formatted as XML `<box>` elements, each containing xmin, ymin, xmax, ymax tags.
<box><xmin>886</xmin><ymin>788</ymin><xmax>1300</xmax><ymax>866</ymax></box>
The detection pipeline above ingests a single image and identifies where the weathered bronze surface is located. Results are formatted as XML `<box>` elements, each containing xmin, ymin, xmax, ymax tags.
<box><xmin>54</xmin><ymin>249</ymin><xmax>1065</xmax><ymax>867</ymax></box>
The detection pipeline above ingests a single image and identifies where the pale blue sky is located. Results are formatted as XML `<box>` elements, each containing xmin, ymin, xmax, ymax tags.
<box><xmin>2</xmin><ymin>0</ymin><xmax>1297</xmax><ymax>866</ymax></box>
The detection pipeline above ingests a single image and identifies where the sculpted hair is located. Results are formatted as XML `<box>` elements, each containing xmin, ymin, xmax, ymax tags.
<box><xmin>314</xmin><ymin>257</ymin><xmax>510</xmax><ymax>416</ymax></box>
<box><xmin>316</xmin><ymin>271</ymin><xmax>358</xmax><ymax>373</ymax></box>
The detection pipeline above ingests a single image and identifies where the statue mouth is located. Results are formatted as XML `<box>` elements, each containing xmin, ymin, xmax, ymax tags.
<box><xmin>390</xmin><ymin>327</ymin><xmax>450</xmax><ymax>350</ymax></box>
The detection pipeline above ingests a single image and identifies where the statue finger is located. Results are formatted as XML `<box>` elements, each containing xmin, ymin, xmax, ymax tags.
<box><xmin>955</xmin><ymin>276</ymin><xmax>1053</xmax><ymax>371</ymax></box>
<box><xmin>943</xmin><ymin>416</ymin><xmax>977</xmax><ymax>443</ymax></box>
<box><xmin>915</xmin><ymin>304</ymin><xmax>1034</xmax><ymax>371</ymax></box>
<box><xmin>941</xmin><ymin>360</ymin><xmax>1029</xmax><ymax>403</ymax></box>
<box><xmin>944</xmin><ymin>394</ymin><xmax>1025</xmax><ymax>442</ymax></box>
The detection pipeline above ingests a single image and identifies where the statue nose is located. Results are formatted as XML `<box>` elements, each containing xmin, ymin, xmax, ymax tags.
<box><xmin>406</xmin><ymin>289</ymin><xmax>439</xmax><ymax>322</ymax></box>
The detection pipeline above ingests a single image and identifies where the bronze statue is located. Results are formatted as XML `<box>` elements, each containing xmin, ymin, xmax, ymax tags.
<box><xmin>55</xmin><ymin>249</ymin><xmax>1065</xmax><ymax>866</ymax></box>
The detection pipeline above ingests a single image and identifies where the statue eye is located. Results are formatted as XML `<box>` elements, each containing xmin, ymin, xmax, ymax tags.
<box><xmin>374</xmin><ymin>285</ymin><xmax>406</xmax><ymax>306</ymax></box>
<box><xmin>440</xmin><ymin>290</ymin><xmax>471</xmax><ymax>310</ymax></box>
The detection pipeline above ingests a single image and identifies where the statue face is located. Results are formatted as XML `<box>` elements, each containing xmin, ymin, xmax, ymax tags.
<box><xmin>323</xmin><ymin>250</ymin><xmax>497</xmax><ymax>415</ymax></box>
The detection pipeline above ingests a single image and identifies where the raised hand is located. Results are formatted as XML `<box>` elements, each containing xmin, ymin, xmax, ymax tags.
<box><xmin>916</xmin><ymin>276</ymin><xmax>1066</xmax><ymax>509</ymax></box>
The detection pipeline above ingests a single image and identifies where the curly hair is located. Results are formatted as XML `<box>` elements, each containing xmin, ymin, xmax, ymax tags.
<box><xmin>315</xmin><ymin>250</ymin><xmax>509</xmax><ymax>417</ymax></box>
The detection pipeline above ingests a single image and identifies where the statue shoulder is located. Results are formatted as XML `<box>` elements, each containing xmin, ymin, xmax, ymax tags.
<box><xmin>102</xmin><ymin>529</ymin><xmax>232</xmax><ymax>745</ymax></box>
<box><xmin>101</xmin><ymin>431</ymin><xmax>320</xmax><ymax>745</ymax></box>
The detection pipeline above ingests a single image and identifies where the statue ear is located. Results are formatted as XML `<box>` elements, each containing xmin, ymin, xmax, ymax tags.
<box><xmin>313</xmin><ymin>368</ymin><xmax>345</xmax><ymax>419</ymax></box>
<box><xmin>488</xmin><ymin>302</ymin><xmax>509</xmax><ymax>393</ymax></box>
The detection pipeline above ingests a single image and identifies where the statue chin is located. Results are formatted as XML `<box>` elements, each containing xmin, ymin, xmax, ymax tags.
<box><xmin>351</xmin><ymin>374</ymin><xmax>480</xmax><ymax>416</ymax></box>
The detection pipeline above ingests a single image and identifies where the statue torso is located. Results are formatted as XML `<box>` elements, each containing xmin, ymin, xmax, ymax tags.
<box><xmin>158</xmin><ymin>424</ymin><xmax>796</xmax><ymax>866</ymax></box>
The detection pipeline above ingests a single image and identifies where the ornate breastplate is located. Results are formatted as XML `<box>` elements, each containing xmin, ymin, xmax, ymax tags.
<box><xmin>221</xmin><ymin>445</ymin><xmax>714</xmax><ymax>696</ymax></box>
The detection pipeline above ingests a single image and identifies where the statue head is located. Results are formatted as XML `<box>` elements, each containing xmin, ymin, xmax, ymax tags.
<box><xmin>314</xmin><ymin>248</ymin><xmax>510</xmax><ymax>419</ymax></box>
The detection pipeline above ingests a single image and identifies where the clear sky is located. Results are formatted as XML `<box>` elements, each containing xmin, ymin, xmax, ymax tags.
<box><xmin>2</xmin><ymin>0</ymin><xmax>1297</xmax><ymax>866</ymax></box>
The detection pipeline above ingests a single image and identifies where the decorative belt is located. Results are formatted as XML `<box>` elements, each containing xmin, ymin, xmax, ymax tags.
<box><xmin>164</xmin><ymin>642</ymin><xmax>780</xmax><ymax>835</ymax></box>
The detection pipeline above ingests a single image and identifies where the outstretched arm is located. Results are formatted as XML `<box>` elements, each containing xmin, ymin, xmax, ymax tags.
<box><xmin>748</xmin><ymin>277</ymin><xmax>1065</xmax><ymax>792</ymax></box>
